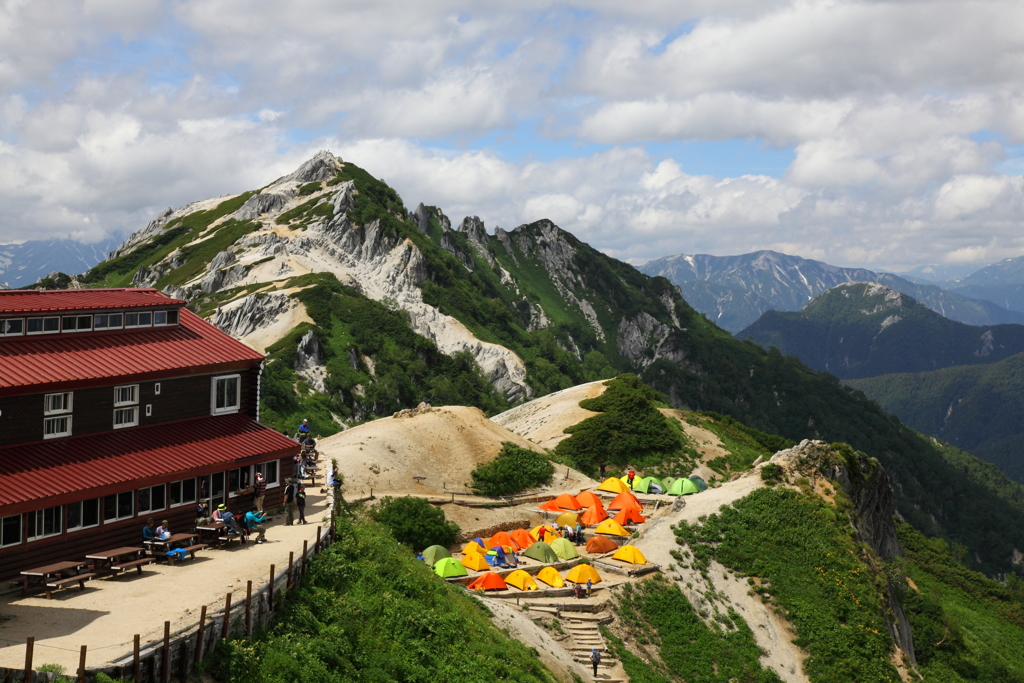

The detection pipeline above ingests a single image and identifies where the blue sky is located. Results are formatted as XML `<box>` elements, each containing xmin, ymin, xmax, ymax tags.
<box><xmin>2</xmin><ymin>0</ymin><xmax>1024</xmax><ymax>271</ymax></box>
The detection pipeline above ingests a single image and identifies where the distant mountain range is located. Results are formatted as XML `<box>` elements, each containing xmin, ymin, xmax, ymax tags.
<box><xmin>0</xmin><ymin>237</ymin><xmax>123</xmax><ymax>288</ymax></box>
<box><xmin>639</xmin><ymin>251</ymin><xmax>1024</xmax><ymax>332</ymax></box>
<box><xmin>849</xmin><ymin>353</ymin><xmax>1024</xmax><ymax>484</ymax></box>
<box><xmin>737</xmin><ymin>282</ymin><xmax>1024</xmax><ymax>379</ymax></box>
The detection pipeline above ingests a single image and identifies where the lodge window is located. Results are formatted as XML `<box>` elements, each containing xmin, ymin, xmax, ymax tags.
<box><xmin>125</xmin><ymin>311</ymin><xmax>152</xmax><ymax>328</ymax></box>
<box><xmin>169</xmin><ymin>478</ymin><xmax>198</xmax><ymax>507</ymax></box>
<box><xmin>44</xmin><ymin>391</ymin><xmax>72</xmax><ymax>415</ymax></box>
<box><xmin>154</xmin><ymin>310</ymin><xmax>178</xmax><ymax>326</ymax></box>
<box><xmin>201</xmin><ymin>472</ymin><xmax>226</xmax><ymax>510</ymax></box>
<box><xmin>43</xmin><ymin>415</ymin><xmax>72</xmax><ymax>439</ymax></box>
<box><xmin>228</xmin><ymin>466</ymin><xmax>253</xmax><ymax>496</ymax></box>
<box><xmin>62</xmin><ymin>315</ymin><xmax>93</xmax><ymax>332</ymax></box>
<box><xmin>67</xmin><ymin>498</ymin><xmax>100</xmax><ymax>532</ymax></box>
<box><xmin>113</xmin><ymin>407</ymin><xmax>138</xmax><ymax>429</ymax></box>
<box><xmin>114</xmin><ymin>384</ymin><xmax>138</xmax><ymax>406</ymax></box>
<box><xmin>1</xmin><ymin>514</ymin><xmax>21</xmax><ymax>547</ymax></box>
<box><xmin>103</xmin><ymin>492</ymin><xmax>134</xmax><ymax>522</ymax></box>
<box><xmin>26</xmin><ymin>506</ymin><xmax>62</xmax><ymax>541</ymax></box>
<box><xmin>138</xmin><ymin>484</ymin><xmax>166</xmax><ymax>514</ymax></box>
<box><xmin>94</xmin><ymin>313</ymin><xmax>123</xmax><ymax>330</ymax></box>
<box><xmin>113</xmin><ymin>384</ymin><xmax>139</xmax><ymax>429</ymax></box>
<box><xmin>256</xmin><ymin>460</ymin><xmax>279</xmax><ymax>487</ymax></box>
<box><xmin>27</xmin><ymin>316</ymin><xmax>59</xmax><ymax>334</ymax></box>
<box><xmin>211</xmin><ymin>374</ymin><xmax>240</xmax><ymax>415</ymax></box>
<box><xmin>1</xmin><ymin>318</ymin><xmax>23</xmax><ymax>336</ymax></box>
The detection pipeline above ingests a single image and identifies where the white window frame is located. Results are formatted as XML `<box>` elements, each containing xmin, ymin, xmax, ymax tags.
<box><xmin>125</xmin><ymin>311</ymin><xmax>153</xmax><ymax>329</ymax></box>
<box><xmin>113</xmin><ymin>406</ymin><xmax>138</xmax><ymax>429</ymax></box>
<box><xmin>211</xmin><ymin>374</ymin><xmax>241</xmax><ymax>415</ymax></box>
<box><xmin>43</xmin><ymin>415</ymin><xmax>72</xmax><ymax>439</ymax></box>
<box><xmin>228</xmin><ymin>465</ymin><xmax>254</xmax><ymax>498</ymax></box>
<box><xmin>1</xmin><ymin>514</ymin><xmax>22</xmax><ymax>547</ymax></box>
<box><xmin>94</xmin><ymin>312</ymin><xmax>124</xmax><ymax>330</ymax></box>
<box><xmin>27</xmin><ymin>316</ymin><xmax>60</xmax><ymax>335</ymax></box>
<box><xmin>66</xmin><ymin>498</ymin><xmax>101</xmax><ymax>533</ymax></box>
<box><xmin>26</xmin><ymin>505</ymin><xmax>63</xmax><ymax>542</ymax></box>
<box><xmin>154</xmin><ymin>382</ymin><xmax>161</xmax><ymax>395</ymax></box>
<box><xmin>44</xmin><ymin>391</ymin><xmax>73</xmax><ymax>416</ymax></box>
<box><xmin>138</xmin><ymin>484</ymin><xmax>166</xmax><ymax>514</ymax></box>
<box><xmin>1</xmin><ymin>318</ymin><xmax>24</xmax><ymax>336</ymax></box>
<box><xmin>114</xmin><ymin>384</ymin><xmax>138</xmax><ymax>407</ymax></box>
<box><xmin>169</xmin><ymin>478</ymin><xmax>198</xmax><ymax>508</ymax></box>
<box><xmin>103</xmin><ymin>491</ymin><xmax>134</xmax><ymax>522</ymax></box>
<box><xmin>62</xmin><ymin>315</ymin><xmax>93</xmax><ymax>332</ymax></box>
<box><xmin>256</xmin><ymin>460</ymin><xmax>280</xmax><ymax>488</ymax></box>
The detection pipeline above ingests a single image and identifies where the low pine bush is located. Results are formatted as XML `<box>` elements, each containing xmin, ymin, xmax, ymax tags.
<box><xmin>471</xmin><ymin>442</ymin><xmax>554</xmax><ymax>497</ymax></box>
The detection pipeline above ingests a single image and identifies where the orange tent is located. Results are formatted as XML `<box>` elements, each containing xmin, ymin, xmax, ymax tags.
<box><xmin>462</xmin><ymin>553</ymin><xmax>491</xmax><ymax>571</ymax></box>
<box><xmin>580</xmin><ymin>506</ymin><xmax>608</xmax><ymax>526</ymax></box>
<box><xmin>489</xmin><ymin>531</ymin><xmax>519</xmax><ymax>550</ymax></box>
<box><xmin>467</xmin><ymin>572</ymin><xmax>508</xmax><ymax>591</ymax></box>
<box><xmin>538</xmin><ymin>499</ymin><xmax>564</xmax><ymax>512</ymax></box>
<box><xmin>586</xmin><ymin>536</ymin><xmax>618</xmax><ymax>554</ymax></box>
<box><xmin>576</xmin><ymin>490</ymin><xmax>604</xmax><ymax>508</ymax></box>
<box><xmin>552</xmin><ymin>493</ymin><xmax>583</xmax><ymax>511</ymax></box>
<box><xmin>614</xmin><ymin>507</ymin><xmax>646</xmax><ymax>525</ymax></box>
<box><xmin>607</xmin><ymin>491</ymin><xmax>641</xmax><ymax>512</ymax></box>
<box><xmin>510</xmin><ymin>529</ymin><xmax>535</xmax><ymax>550</ymax></box>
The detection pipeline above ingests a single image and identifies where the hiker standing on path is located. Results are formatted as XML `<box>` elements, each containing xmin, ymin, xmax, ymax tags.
<box><xmin>627</xmin><ymin>467</ymin><xmax>636</xmax><ymax>490</ymax></box>
<box><xmin>253</xmin><ymin>472</ymin><xmax>266</xmax><ymax>513</ymax></box>
<box><xmin>297</xmin><ymin>484</ymin><xmax>308</xmax><ymax>524</ymax></box>
<box><xmin>586</xmin><ymin>578</ymin><xmax>593</xmax><ymax>598</ymax></box>
<box><xmin>284</xmin><ymin>479</ymin><xmax>298</xmax><ymax>526</ymax></box>
<box><xmin>590</xmin><ymin>648</ymin><xmax>601</xmax><ymax>676</ymax></box>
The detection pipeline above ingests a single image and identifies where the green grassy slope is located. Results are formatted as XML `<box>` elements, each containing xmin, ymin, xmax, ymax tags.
<box><xmin>848</xmin><ymin>354</ymin><xmax>1024</xmax><ymax>483</ymax></box>
<box><xmin>738</xmin><ymin>282</ymin><xmax>1024</xmax><ymax>379</ymax></box>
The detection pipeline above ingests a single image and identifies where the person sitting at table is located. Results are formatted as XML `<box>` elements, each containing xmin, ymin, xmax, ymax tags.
<box><xmin>214</xmin><ymin>504</ymin><xmax>244</xmax><ymax>536</ymax></box>
<box><xmin>142</xmin><ymin>518</ymin><xmax>158</xmax><ymax>543</ymax></box>
<box><xmin>156</xmin><ymin>519</ymin><xmax>171</xmax><ymax>540</ymax></box>
<box><xmin>195</xmin><ymin>501</ymin><xmax>211</xmax><ymax>527</ymax></box>
<box><xmin>245</xmin><ymin>507</ymin><xmax>268</xmax><ymax>544</ymax></box>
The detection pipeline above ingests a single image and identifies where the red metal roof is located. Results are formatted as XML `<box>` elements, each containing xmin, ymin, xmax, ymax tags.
<box><xmin>0</xmin><ymin>413</ymin><xmax>298</xmax><ymax>513</ymax></box>
<box><xmin>0</xmin><ymin>288</ymin><xmax>185</xmax><ymax>314</ymax></box>
<box><xmin>0</xmin><ymin>308</ymin><xmax>263</xmax><ymax>395</ymax></box>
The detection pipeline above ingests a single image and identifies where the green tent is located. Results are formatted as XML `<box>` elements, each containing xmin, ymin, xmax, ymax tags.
<box><xmin>433</xmin><ymin>557</ymin><xmax>468</xmax><ymax>578</ymax></box>
<box><xmin>548</xmin><ymin>537</ymin><xmax>580</xmax><ymax>560</ymax></box>
<box><xmin>634</xmin><ymin>476</ymin><xmax>664</xmax><ymax>494</ymax></box>
<box><xmin>422</xmin><ymin>545</ymin><xmax>452</xmax><ymax>566</ymax></box>
<box><xmin>688</xmin><ymin>476</ymin><xmax>709</xmax><ymax>491</ymax></box>
<box><xmin>667</xmin><ymin>478</ymin><xmax>699</xmax><ymax>495</ymax></box>
<box><xmin>661</xmin><ymin>477</ymin><xmax>676</xmax><ymax>491</ymax></box>
<box><xmin>523</xmin><ymin>541</ymin><xmax>559</xmax><ymax>563</ymax></box>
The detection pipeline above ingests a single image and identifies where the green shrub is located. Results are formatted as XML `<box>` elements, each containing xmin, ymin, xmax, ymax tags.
<box><xmin>298</xmin><ymin>181</ymin><xmax>322</xmax><ymax>196</ymax></box>
<box><xmin>760</xmin><ymin>463</ymin><xmax>783</xmax><ymax>484</ymax></box>
<box><xmin>471</xmin><ymin>442</ymin><xmax>554</xmax><ymax>497</ymax></box>
<box><xmin>370</xmin><ymin>496</ymin><xmax>459</xmax><ymax>552</ymax></box>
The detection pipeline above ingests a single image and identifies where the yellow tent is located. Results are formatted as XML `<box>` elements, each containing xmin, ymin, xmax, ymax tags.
<box><xmin>611</xmin><ymin>545</ymin><xmax>647</xmax><ymax>565</ymax></box>
<box><xmin>530</xmin><ymin>524</ymin><xmax>561</xmax><ymax>541</ymax></box>
<box><xmin>597</xmin><ymin>477</ymin><xmax>630</xmax><ymax>494</ymax></box>
<box><xmin>565</xmin><ymin>564</ymin><xmax>602</xmax><ymax>584</ymax></box>
<box><xmin>462</xmin><ymin>552</ymin><xmax>491</xmax><ymax>571</ymax></box>
<box><xmin>555</xmin><ymin>512</ymin><xmax>580</xmax><ymax>527</ymax></box>
<box><xmin>462</xmin><ymin>541</ymin><xmax>486</xmax><ymax>555</ymax></box>
<box><xmin>595</xmin><ymin>520</ymin><xmax>630</xmax><ymax>537</ymax></box>
<box><xmin>535</xmin><ymin>566</ymin><xmax>565</xmax><ymax>588</ymax></box>
<box><xmin>505</xmin><ymin>569</ymin><xmax>540</xmax><ymax>591</ymax></box>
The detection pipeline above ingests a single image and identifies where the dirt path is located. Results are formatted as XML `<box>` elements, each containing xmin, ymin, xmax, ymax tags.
<box><xmin>0</xmin><ymin>493</ymin><xmax>331</xmax><ymax>672</ymax></box>
<box><xmin>633</xmin><ymin>471</ymin><xmax>810</xmax><ymax>683</ymax></box>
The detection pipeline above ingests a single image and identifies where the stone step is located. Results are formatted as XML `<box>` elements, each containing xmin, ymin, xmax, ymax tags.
<box><xmin>527</xmin><ymin>606</ymin><xmax>560</xmax><ymax>614</ymax></box>
<box><xmin>565</xmin><ymin>612</ymin><xmax>612</xmax><ymax>621</ymax></box>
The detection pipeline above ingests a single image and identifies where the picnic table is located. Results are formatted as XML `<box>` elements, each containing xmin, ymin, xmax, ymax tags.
<box><xmin>86</xmin><ymin>547</ymin><xmax>154</xmax><ymax>576</ymax></box>
<box><xmin>20</xmin><ymin>561</ymin><xmax>97</xmax><ymax>599</ymax></box>
<box><xmin>144</xmin><ymin>532</ymin><xmax>208</xmax><ymax>565</ymax></box>
<box><xmin>196</xmin><ymin>521</ymin><xmax>246</xmax><ymax>549</ymax></box>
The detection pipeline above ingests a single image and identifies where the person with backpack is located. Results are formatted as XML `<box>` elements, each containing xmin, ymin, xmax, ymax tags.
<box><xmin>589</xmin><ymin>648</ymin><xmax>601</xmax><ymax>676</ymax></box>
<box><xmin>296</xmin><ymin>484</ymin><xmax>308</xmax><ymax>524</ymax></box>
<box><xmin>283</xmin><ymin>479</ymin><xmax>298</xmax><ymax>526</ymax></box>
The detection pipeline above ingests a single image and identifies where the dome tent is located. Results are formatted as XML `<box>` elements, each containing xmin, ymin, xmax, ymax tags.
<box><xmin>689</xmin><ymin>475</ymin><xmax>709</xmax><ymax>491</ymax></box>
<box><xmin>595</xmin><ymin>520</ymin><xmax>630</xmax><ymax>537</ymax></box>
<box><xmin>667</xmin><ymin>478</ymin><xmax>699</xmax><ymax>495</ymax></box>
<box><xmin>597</xmin><ymin>477</ymin><xmax>630</xmax><ymax>494</ymax></box>
<box><xmin>536</xmin><ymin>566</ymin><xmax>565</xmax><ymax>587</ymax></box>
<box><xmin>614</xmin><ymin>507</ymin><xmax>645</xmax><ymax>526</ymax></box>
<box><xmin>576</xmin><ymin>490</ymin><xmax>604</xmax><ymax>508</ymax></box>
<box><xmin>565</xmin><ymin>564</ymin><xmax>602</xmax><ymax>584</ymax></box>
<box><xmin>467</xmin><ymin>572</ymin><xmax>507</xmax><ymax>591</ymax></box>
<box><xmin>506</xmin><ymin>569</ymin><xmax>539</xmax><ymax>591</ymax></box>
<box><xmin>461</xmin><ymin>552</ymin><xmax>491</xmax><ymax>571</ymax></box>
<box><xmin>421</xmin><ymin>545</ymin><xmax>452</xmax><ymax>566</ymax></box>
<box><xmin>523</xmin><ymin>541</ymin><xmax>559</xmax><ymax>563</ymax></box>
<box><xmin>548</xmin><ymin>537</ymin><xmax>580</xmax><ymax>560</ymax></box>
<box><xmin>433</xmin><ymin>557</ymin><xmax>468</xmax><ymax>578</ymax></box>
<box><xmin>585</xmin><ymin>536</ymin><xmax>618</xmax><ymax>554</ymax></box>
<box><xmin>611</xmin><ymin>545</ymin><xmax>647</xmax><ymax>565</ymax></box>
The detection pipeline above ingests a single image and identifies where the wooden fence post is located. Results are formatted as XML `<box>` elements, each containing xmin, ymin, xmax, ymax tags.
<box><xmin>195</xmin><ymin>605</ymin><xmax>207</xmax><ymax>664</ymax></box>
<box><xmin>315</xmin><ymin>526</ymin><xmax>321</xmax><ymax>553</ymax></box>
<box><xmin>24</xmin><ymin>636</ymin><xmax>34</xmax><ymax>683</ymax></box>
<box><xmin>287</xmin><ymin>552</ymin><xmax>294</xmax><ymax>588</ymax></box>
<box><xmin>268</xmin><ymin>564</ymin><xmax>275</xmax><ymax>611</ymax></box>
<box><xmin>78</xmin><ymin>644</ymin><xmax>87</xmax><ymax>682</ymax></box>
<box><xmin>133</xmin><ymin>634</ymin><xmax>140</xmax><ymax>682</ymax></box>
<box><xmin>162</xmin><ymin>621</ymin><xmax>170</xmax><ymax>683</ymax></box>
<box><xmin>302</xmin><ymin>540</ymin><xmax>308</xmax><ymax>574</ymax></box>
<box><xmin>245</xmin><ymin>581</ymin><xmax>252</xmax><ymax>636</ymax></box>
<box><xmin>222</xmin><ymin>592</ymin><xmax>232</xmax><ymax>639</ymax></box>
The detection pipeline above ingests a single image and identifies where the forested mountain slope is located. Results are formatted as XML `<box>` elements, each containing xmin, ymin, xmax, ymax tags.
<box><xmin>738</xmin><ymin>282</ymin><xmax>1024</xmax><ymax>379</ymax></box>
<box><xmin>62</xmin><ymin>151</ymin><xmax>1024</xmax><ymax>574</ymax></box>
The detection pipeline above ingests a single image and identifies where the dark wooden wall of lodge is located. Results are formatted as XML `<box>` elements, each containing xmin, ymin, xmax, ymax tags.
<box><xmin>0</xmin><ymin>371</ymin><xmax>256</xmax><ymax>448</ymax></box>
<box><xmin>0</xmin><ymin>456</ymin><xmax>291</xmax><ymax>580</ymax></box>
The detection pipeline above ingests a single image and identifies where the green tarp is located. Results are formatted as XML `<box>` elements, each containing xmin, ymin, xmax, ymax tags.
<box><xmin>523</xmin><ymin>541</ymin><xmax>559</xmax><ymax>563</ymax></box>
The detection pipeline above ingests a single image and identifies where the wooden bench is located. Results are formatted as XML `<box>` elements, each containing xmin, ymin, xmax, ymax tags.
<box><xmin>110</xmin><ymin>558</ymin><xmax>154</xmax><ymax>574</ymax></box>
<box><xmin>44</xmin><ymin>573</ymin><xmax>97</xmax><ymax>599</ymax></box>
<box><xmin>165</xmin><ymin>543</ymin><xmax>208</xmax><ymax>566</ymax></box>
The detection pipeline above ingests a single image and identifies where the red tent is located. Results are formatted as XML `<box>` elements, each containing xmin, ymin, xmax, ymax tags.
<box><xmin>576</xmin><ymin>490</ymin><xmax>604</xmax><ymax>509</ymax></box>
<box><xmin>509</xmin><ymin>529</ymin><xmax>535</xmax><ymax>549</ymax></box>
<box><xmin>489</xmin><ymin>531</ymin><xmax>520</xmax><ymax>550</ymax></box>
<box><xmin>614</xmin><ymin>507</ymin><xmax>646</xmax><ymax>525</ymax></box>
<box><xmin>580</xmin><ymin>506</ymin><xmax>608</xmax><ymax>526</ymax></box>
<box><xmin>552</xmin><ymin>493</ymin><xmax>583</xmax><ymax>511</ymax></box>
<box><xmin>467</xmin><ymin>572</ymin><xmax>508</xmax><ymax>591</ymax></box>
<box><xmin>538</xmin><ymin>499</ymin><xmax>563</xmax><ymax>512</ymax></box>
<box><xmin>586</xmin><ymin>535</ymin><xmax>619</xmax><ymax>554</ymax></box>
<box><xmin>607</xmin><ymin>491</ymin><xmax>641</xmax><ymax>512</ymax></box>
